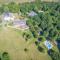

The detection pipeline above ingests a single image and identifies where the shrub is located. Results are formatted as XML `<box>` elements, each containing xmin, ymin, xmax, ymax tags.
<box><xmin>37</xmin><ymin>46</ymin><xmax>44</xmax><ymax>52</ymax></box>
<box><xmin>48</xmin><ymin>49</ymin><xmax>60</xmax><ymax>60</ymax></box>
<box><xmin>24</xmin><ymin>48</ymin><xmax>28</xmax><ymax>52</ymax></box>
<box><xmin>0</xmin><ymin>57</ymin><xmax>1</xmax><ymax>60</ymax></box>
<box><xmin>35</xmin><ymin>41</ymin><xmax>39</xmax><ymax>46</ymax></box>
<box><xmin>2</xmin><ymin>52</ymin><xmax>10</xmax><ymax>60</ymax></box>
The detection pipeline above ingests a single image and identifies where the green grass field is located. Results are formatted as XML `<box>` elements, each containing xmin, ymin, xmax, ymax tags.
<box><xmin>0</xmin><ymin>27</ymin><xmax>51</xmax><ymax>60</ymax></box>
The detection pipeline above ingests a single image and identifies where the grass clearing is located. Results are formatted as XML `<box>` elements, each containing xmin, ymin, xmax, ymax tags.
<box><xmin>0</xmin><ymin>27</ymin><xmax>52</xmax><ymax>60</ymax></box>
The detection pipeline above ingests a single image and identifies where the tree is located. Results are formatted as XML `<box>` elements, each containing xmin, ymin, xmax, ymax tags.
<box><xmin>0</xmin><ymin>58</ymin><xmax>1</xmax><ymax>60</ymax></box>
<box><xmin>0</xmin><ymin>5</ymin><xmax>4</xmax><ymax>14</ymax></box>
<box><xmin>23</xmin><ymin>32</ymin><xmax>32</xmax><ymax>41</ymax></box>
<box><xmin>24</xmin><ymin>48</ymin><xmax>28</xmax><ymax>52</ymax></box>
<box><xmin>2</xmin><ymin>52</ymin><xmax>10</xmax><ymax>60</ymax></box>
<box><xmin>49</xmin><ymin>28</ymin><xmax>58</xmax><ymax>40</ymax></box>
<box><xmin>3</xmin><ymin>5</ymin><xmax>9</xmax><ymax>12</ymax></box>
<box><xmin>48</xmin><ymin>49</ymin><xmax>60</xmax><ymax>60</ymax></box>
<box><xmin>35</xmin><ymin>41</ymin><xmax>39</xmax><ymax>46</ymax></box>
<box><xmin>37</xmin><ymin>46</ymin><xmax>44</xmax><ymax>53</ymax></box>
<box><xmin>8</xmin><ymin>2</ymin><xmax>19</xmax><ymax>13</ymax></box>
<box><xmin>25</xmin><ymin>33</ymin><xmax>31</xmax><ymax>41</ymax></box>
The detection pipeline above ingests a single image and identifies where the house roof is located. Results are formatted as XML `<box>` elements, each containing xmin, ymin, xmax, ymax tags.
<box><xmin>3</xmin><ymin>12</ymin><xmax>15</xmax><ymax>21</ymax></box>
<box><xmin>13</xmin><ymin>19</ymin><xmax>26</xmax><ymax>26</ymax></box>
<box><xmin>28</xmin><ymin>11</ymin><xmax>37</xmax><ymax>17</ymax></box>
<box><xmin>13</xmin><ymin>19</ymin><xmax>29</xmax><ymax>30</ymax></box>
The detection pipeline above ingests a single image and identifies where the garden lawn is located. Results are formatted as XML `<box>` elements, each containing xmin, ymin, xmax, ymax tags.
<box><xmin>0</xmin><ymin>27</ymin><xmax>51</xmax><ymax>60</ymax></box>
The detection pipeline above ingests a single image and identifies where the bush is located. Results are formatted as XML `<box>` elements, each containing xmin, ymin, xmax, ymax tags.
<box><xmin>38</xmin><ymin>37</ymin><xmax>42</xmax><ymax>42</ymax></box>
<box><xmin>23</xmin><ymin>32</ymin><xmax>32</xmax><ymax>41</ymax></box>
<box><xmin>2</xmin><ymin>52</ymin><xmax>10</xmax><ymax>60</ymax></box>
<box><xmin>35</xmin><ymin>41</ymin><xmax>39</xmax><ymax>46</ymax></box>
<box><xmin>0</xmin><ymin>57</ymin><xmax>1</xmax><ymax>60</ymax></box>
<box><xmin>48</xmin><ymin>49</ymin><xmax>54</xmax><ymax>55</ymax></box>
<box><xmin>24</xmin><ymin>48</ymin><xmax>28</xmax><ymax>52</ymax></box>
<box><xmin>37</xmin><ymin>46</ymin><xmax>44</xmax><ymax>52</ymax></box>
<box><xmin>48</xmin><ymin>49</ymin><xmax>60</xmax><ymax>60</ymax></box>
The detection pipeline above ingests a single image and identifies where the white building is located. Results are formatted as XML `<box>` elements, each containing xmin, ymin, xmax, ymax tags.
<box><xmin>28</xmin><ymin>11</ymin><xmax>37</xmax><ymax>17</ymax></box>
<box><xmin>44</xmin><ymin>40</ymin><xmax>53</xmax><ymax>50</ymax></box>
<box><xmin>3</xmin><ymin>12</ymin><xmax>15</xmax><ymax>22</ymax></box>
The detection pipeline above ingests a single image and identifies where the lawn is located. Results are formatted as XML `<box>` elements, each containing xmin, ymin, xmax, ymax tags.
<box><xmin>0</xmin><ymin>27</ymin><xmax>51</xmax><ymax>60</ymax></box>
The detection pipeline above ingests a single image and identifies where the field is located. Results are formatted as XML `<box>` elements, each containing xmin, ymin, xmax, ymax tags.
<box><xmin>0</xmin><ymin>27</ymin><xmax>51</xmax><ymax>60</ymax></box>
<box><xmin>0</xmin><ymin>0</ymin><xmax>35</xmax><ymax>4</ymax></box>
<box><xmin>41</xmin><ymin>0</ymin><xmax>59</xmax><ymax>2</ymax></box>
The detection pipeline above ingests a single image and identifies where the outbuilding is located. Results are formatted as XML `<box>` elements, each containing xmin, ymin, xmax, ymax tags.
<box><xmin>2</xmin><ymin>12</ymin><xmax>15</xmax><ymax>22</ymax></box>
<box><xmin>28</xmin><ymin>11</ymin><xmax>37</xmax><ymax>17</ymax></box>
<box><xmin>44</xmin><ymin>40</ymin><xmax>53</xmax><ymax>50</ymax></box>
